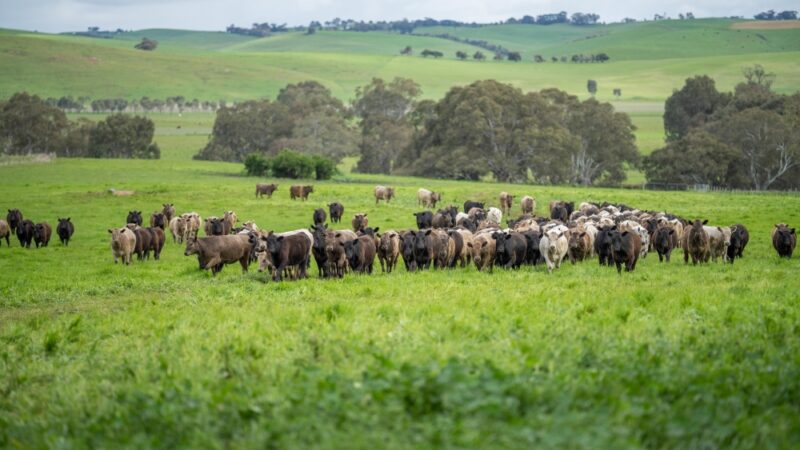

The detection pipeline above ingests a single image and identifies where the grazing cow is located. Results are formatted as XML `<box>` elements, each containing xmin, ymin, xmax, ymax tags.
<box><xmin>16</xmin><ymin>219</ymin><xmax>34</xmax><ymax>248</ymax></box>
<box><xmin>344</xmin><ymin>235</ymin><xmax>377</xmax><ymax>274</ymax></box>
<box><xmin>521</xmin><ymin>230</ymin><xmax>542</xmax><ymax>266</ymax></box>
<box><xmin>520</xmin><ymin>196</ymin><xmax>535</xmax><ymax>215</ymax></box>
<box><xmin>703</xmin><ymin>225</ymin><xmax>729</xmax><ymax>262</ymax></box>
<box><xmin>499</xmin><ymin>192</ymin><xmax>513</xmax><ymax>215</ymax></box>
<box><xmin>400</xmin><ymin>231</ymin><xmax>418</xmax><ymax>272</ymax></box>
<box><xmin>486</xmin><ymin>207</ymin><xmax>502</xmax><ymax>225</ymax></box>
<box><xmin>325</xmin><ymin>230</ymin><xmax>357</xmax><ymax>278</ymax></box>
<box><xmin>290</xmin><ymin>185</ymin><xmax>314</xmax><ymax>201</ymax></box>
<box><xmin>310</xmin><ymin>224</ymin><xmax>329</xmax><ymax>277</ymax></box>
<box><xmin>417</xmin><ymin>188</ymin><xmax>441</xmax><ymax>208</ymax></box>
<box><xmin>432</xmin><ymin>211</ymin><xmax>453</xmax><ymax>229</ymax></box>
<box><xmin>265</xmin><ymin>232</ymin><xmax>312</xmax><ymax>281</ymax></box>
<box><xmin>610</xmin><ymin>230</ymin><xmax>642</xmax><ymax>274</ymax></box>
<box><xmin>169</xmin><ymin>217</ymin><xmax>186</xmax><ymax>243</ymax></box>
<box><xmin>568</xmin><ymin>232</ymin><xmax>591</xmax><ymax>264</ymax></box>
<box><xmin>683</xmin><ymin>220</ymin><xmax>710</xmax><ymax>265</ymax></box>
<box><xmin>148</xmin><ymin>227</ymin><xmax>166</xmax><ymax>260</ymax></box>
<box><xmin>162</xmin><ymin>204</ymin><xmax>176</xmax><ymax>222</ymax></box>
<box><xmin>492</xmin><ymin>231</ymin><xmax>526</xmax><ymax>269</ymax></box>
<box><xmin>463</xmin><ymin>201</ymin><xmax>484</xmax><ymax>213</ymax></box>
<box><xmin>469</xmin><ymin>233</ymin><xmax>496</xmax><ymax>272</ymax></box>
<box><xmin>653</xmin><ymin>226</ymin><xmax>677</xmax><ymax>263</ymax></box>
<box><xmin>772</xmin><ymin>225</ymin><xmax>796</xmax><ymax>258</ymax></box>
<box><xmin>6</xmin><ymin>209</ymin><xmax>22</xmax><ymax>234</ymax></box>
<box><xmin>374</xmin><ymin>185</ymin><xmax>395</xmax><ymax>204</ymax></box>
<box><xmin>127</xmin><ymin>225</ymin><xmax>153</xmax><ymax>261</ymax></box>
<box><xmin>0</xmin><ymin>220</ymin><xmax>9</xmax><ymax>246</ymax></box>
<box><xmin>108</xmin><ymin>227</ymin><xmax>136</xmax><ymax>265</ymax></box>
<box><xmin>150</xmin><ymin>212</ymin><xmax>166</xmax><ymax>230</ymax></box>
<box><xmin>185</xmin><ymin>234</ymin><xmax>253</xmax><ymax>276</ymax></box>
<box><xmin>352</xmin><ymin>213</ymin><xmax>368</xmax><ymax>232</ymax></box>
<box><xmin>414</xmin><ymin>211</ymin><xmax>433</xmax><ymax>229</ymax></box>
<box><xmin>467</xmin><ymin>207</ymin><xmax>486</xmax><ymax>224</ymax></box>
<box><xmin>126</xmin><ymin>211</ymin><xmax>143</xmax><ymax>226</ymax></box>
<box><xmin>595</xmin><ymin>226</ymin><xmax>614</xmax><ymax>266</ymax></box>
<box><xmin>727</xmin><ymin>224</ymin><xmax>749</xmax><ymax>263</ymax></box>
<box><xmin>540</xmin><ymin>228</ymin><xmax>568</xmax><ymax>273</ymax></box>
<box><xmin>377</xmin><ymin>231</ymin><xmax>401</xmax><ymax>273</ymax></box>
<box><xmin>223</xmin><ymin>211</ymin><xmax>237</xmax><ymax>230</ymax></box>
<box><xmin>33</xmin><ymin>222</ymin><xmax>52</xmax><ymax>248</ymax></box>
<box><xmin>328</xmin><ymin>202</ymin><xmax>344</xmax><ymax>223</ymax></box>
<box><xmin>56</xmin><ymin>218</ymin><xmax>74</xmax><ymax>246</ymax></box>
<box><xmin>313</xmin><ymin>208</ymin><xmax>327</xmax><ymax>226</ymax></box>
<box><xmin>255</xmin><ymin>183</ymin><xmax>278</xmax><ymax>198</ymax></box>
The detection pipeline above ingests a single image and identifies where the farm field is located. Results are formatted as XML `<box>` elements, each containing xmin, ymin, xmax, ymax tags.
<box><xmin>2</xmin><ymin>114</ymin><xmax>800</xmax><ymax>447</ymax></box>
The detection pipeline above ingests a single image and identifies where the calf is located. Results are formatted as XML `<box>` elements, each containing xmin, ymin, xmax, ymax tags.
<box><xmin>520</xmin><ymin>196</ymin><xmax>535</xmax><ymax>215</ymax></box>
<box><xmin>727</xmin><ymin>224</ymin><xmax>749</xmax><ymax>263</ymax></box>
<box><xmin>463</xmin><ymin>201</ymin><xmax>484</xmax><ymax>213</ymax></box>
<box><xmin>492</xmin><ymin>231</ymin><xmax>526</xmax><ymax>269</ymax></box>
<box><xmin>56</xmin><ymin>218</ymin><xmax>74</xmax><ymax>246</ymax></box>
<box><xmin>150</xmin><ymin>212</ymin><xmax>166</xmax><ymax>230</ymax></box>
<box><xmin>414</xmin><ymin>211</ymin><xmax>433</xmax><ymax>229</ymax></box>
<box><xmin>185</xmin><ymin>234</ymin><xmax>253</xmax><ymax>276</ymax></box>
<box><xmin>126</xmin><ymin>211</ymin><xmax>143</xmax><ymax>226</ymax></box>
<box><xmin>16</xmin><ymin>219</ymin><xmax>34</xmax><ymax>248</ymax></box>
<box><xmin>499</xmin><ymin>192</ymin><xmax>513</xmax><ymax>215</ymax></box>
<box><xmin>290</xmin><ymin>185</ymin><xmax>314</xmax><ymax>201</ymax></box>
<box><xmin>6</xmin><ymin>209</ymin><xmax>23</xmax><ymax>234</ymax></box>
<box><xmin>33</xmin><ymin>222</ymin><xmax>52</xmax><ymax>248</ymax></box>
<box><xmin>108</xmin><ymin>227</ymin><xmax>136</xmax><ymax>265</ymax></box>
<box><xmin>374</xmin><ymin>185</ymin><xmax>395</xmax><ymax>204</ymax></box>
<box><xmin>256</xmin><ymin>183</ymin><xmax>278</xmax><ymax>198</ymax></box>
<box><xmin>540</xmin><ymin>229</ymin><xmax>568</xmax><ymax>273</ymax></box>
<box><xmin>653</xmin><ymin>226</ymin><xmax>676</xmax><ymax>263</ymax></box>
<box><xmin>205</xmin><ymin>217</ymin><xmax>229</xmax><ymax>236</ymax></box>
<box><xmin>377</xmin><ymin>231</ymin><xmax>401</xmax><ymax>273</ymax></box>
<box><xmin>0</xmin><ymin>219</ymin><xmax>9</xmax><ymax>246</ymax></box>
<box><xmin>610</xmin><ymin>230</ymin><xmax>641</xmax><ymax>274</ymax></box>
<box><xmin>328</xmin><ymin>202</ymin><xmax>344</xmax><ymax>223</ymax></box>
<box><xmin>162</xmin><ymin>203</ymin><xmax>176</xmax><ymax>222</ymax></box>
<box><xmin>568</xmin><ymin>232</ymin><xmax>591</xmax><ymax>264</ymax></box>
<box><xmin>344</xmin><ymin>235</ymin><xmax>376</xmax><ymax>274</ymax></box>
<box><xmin>772</xmin><ymin>225</ymin><xmax>796</xmax><ymax>258</ymax></box>
<box><xmin>352</xmin><ymin>213</ymin><xmax>368</xmax><ymax>232</ymax></box>
<box><xmin>469</xmin><ymin>233</ymin><xmax>496</xmax><ymax>272</ymax></box>
<box><xmin>148</xmin><ymin>227</ymin><xmax>166</xmax><ymax>260</ymax></box>
<box><xmin>310</xmin><ymin>224</ymin><xmax>329</xmax><ymax>277</ymax></box>
<box><xmin>169</xmin><ymin>217</ymin><xmax>186</xmax><ymax>243</ymax></box>
<box><xmin>683</xmin><ymin>219</ymin><xmax>710</xmax><ymax>265</ymax></box>
<box><xmin>313</xmin><ymin>208</ymin><xmax>327</xmax><ymax>226</ymax></box>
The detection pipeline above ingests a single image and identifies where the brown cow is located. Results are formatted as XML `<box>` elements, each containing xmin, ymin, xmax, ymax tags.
<box><xmin>290</xmin><ymin>185</ymin><xmax>314</xmax><ymax>201</ymax></box>
<box><xmin>352</xmin><ymin>213</ymin><xmax>368</xmax><ymax>232</ymax></box>
<box><xmin>256</xmin><ymin>183</ymin><xmax>278</xmax><ymax>198</ymax></box>
<box><xmin>108</xmin><ymin>227</ymin><xmax>136</xmax><ymax>265</ymax></box>
<box><xmin>184</xmin><ymin>234</ymin><xmax>253</xmax><ymax>276</ymax></box>
<box><xmin>374</xmin><ymin>185</ymin><xmax>395</xmax><ymax>204</ymax></box>
<box><xmin>520</xmin><ymin>196</ymin><xmax>535</xmax><ymax>215</ymax></box>
<box><xmin>499</xmin><ymin>192</ymin><xmax>513</xmax><ymax>215</ymax></box>
<box><xmin>325</xmin><ymin>230</ymin><xmax>357</xmax><ymax>278</ymax></box>
<box><xmin>772</xmin><ymin>224</ymin><xmax>796</xmax><ymax>258</ymax></box>
<box><xmin>610</xmin><ymin>229</ymin><xmax>642</xmax><ymax>274</ymax></box>
<box><xmin>377</xmin><ymin>231</ymin><xmax>401</xmax><ymax>273</ymax></box>
<box><xmin>150</xmin><ymin>212</ymin><xmax>166</xmax><ymax>230</ymax></box>
<box><xmin>33</xmin><ymin>222</ymin><xmax>52</xmax><ymax>248</ymax></box>
<box><xmin>469</xmin><ymin>233</ymin><xmax>496</xmax><ymax>272</ymax></box>
<box><xmin>162</xmin><ymin>203</ymin><xmax>176</xmax><ymax>222</ymax></box>
<box><xmin>0</xmin><ymin>219</ymin><xmax>9</xmax><ymax>246</ymax></box>
<box><xmin>127</xmin><ymin>224</ymin><xmax>152</xmax><ymax>261</ymax></box>
<box><xmin>148</xmin><ymin>227</ymin><xmax>166</xmax><ymax>260</ymax></box>
<box><xmin>683</xmin><ymin>219</ymin><xmax>710</xmax><ymax>265</ymax></box>
<box><xmin>568</xmin><ymin>231</ymin><xmax>591</xmax><ymax>264</ymax></box>
<box><xmin>344</xmin><ymin>235</ymin><xmax>377</xmax><ymax>274</ymax></box>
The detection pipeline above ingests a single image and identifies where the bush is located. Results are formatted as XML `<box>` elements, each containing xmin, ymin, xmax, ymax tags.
<box><xmin>312</xmin><ymin>155</ymin><xmax>337</xmax><ymax>180</ymax></box>
<box><xmin>244</xmin><ymin>153</ymin><xmax>270</xmax><ymax>176</ymax></box>
<box><xmin>269</xmin><ymin>149</ymin><xmax>315</xmax><ymax>179</ymax></box>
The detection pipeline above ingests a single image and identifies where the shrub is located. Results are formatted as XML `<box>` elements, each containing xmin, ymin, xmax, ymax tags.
<box><xmin>312</xmin><ymin>155</ymin><xmax>337</xmax><ymax>180</ymax></box>
<box><xmin>244</xmin><ymin>153</ymin><xmax>270</xmax><ymax>176</ymax></box>
<box><xmin>269</xmin><ymin>149</ymin><xmax>315</xmax><ymax>179</ymax></box>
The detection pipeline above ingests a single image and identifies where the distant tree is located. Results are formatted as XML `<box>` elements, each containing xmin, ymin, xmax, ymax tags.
<box><xmin>754</xmin><ymin>10</ymin><xmax>776</xmax><ymax>20</ymax></box>
<box><xmin>89</xmin><ymin>114</ymin><xmax>160</xmax><ymax>159</ymax></box>
<box><xmin>0</xmin><ymin>92</ymin><xmax>69</xmax><ymax>155</ymax></box>
<box><xmin>520</xmin><ymin>15</ymin><xmax>536</xmax><ymax>24</ymax></box>
<box><xmin>776</xmin><ymin>10</ymin><xmax>798</xmax><ymax>20</ymax></box>
<box><xmin>456</xmin><ymin>50</ymin><xmax>468</xmax><ymax>60</ymax></box>
<box><xmin>663</xmin><ymin>75</ymin><xmax>730</xmax><ymax>141</ymax></box>
<box><xmin>134</xmin><ymin>38</ymin><xmax>158</xmax><ymax>51</ymax></box>
<box><xmin>533</xmin><ymin>54</ymin><xmax>544</xmax><ymax>63</ymax></box>
<box><xmin>570</xmin><ymin>12</ymin><xmax>600</xmax><ymax>25</ymax></box>
<box><xmin>473</xmin><ymin>51</ymin><xmax>485</xmax><ymax>61</ymax></box>
<box><xmin>613</xmin><ymin>88</ymin><xmax>622</xmax><ymax>97</ymax></box>
<box><xmin>305</xmin><ymin>26</ymin><xmax>316</xmax><ymax>35</ymax></box>
<box><xmin>623</xmin><ymin>18</ymin><xmax>637</xmax><ymax>23</ymax></box>
<box><xmin>587</xmin><ymin>79</ymin><xmax>597</xmax><ymax>96</ymax></box>
<box><xmin>742</xmin><ymin>64</ymin><xmax>775</xmax><ymax>89</ymax></box>
<box><xmin>400</xmin><ymin>45</ymin><xmax>412</xmax><ymax>55</ymax></box>
<box><xmin>420</xmin><ymin>49</ymin><xmax>443</xmax><ymax>58</ymax></box>
<box><xmin>493</xmin><ymin>53</ymin><xmax>504</xmax><ymax>60</ymax></box>
<box><xmin>551</xmin><ymin>56</ymin><xmax>558</xmax><ymax>62</ymax></box>
<box><xmin>643</xmin><ymin>130</ymin><xmax>743</xmax><ymax>186</ymax></box>
<box><xmin>507</xmin><ymin>51</ymin><xmax>522</xmax><ymax>61</ymax></box>
<box><xmin>595</xmin><ymin>53</ymin><xmax>610</xmax><ymax>62</ymax></box>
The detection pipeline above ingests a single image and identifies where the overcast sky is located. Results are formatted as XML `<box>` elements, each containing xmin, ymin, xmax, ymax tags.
<box><xmin>0</xmin><ymin>0</ymin><xmax>795</xmax><ymax>33</ymax></box>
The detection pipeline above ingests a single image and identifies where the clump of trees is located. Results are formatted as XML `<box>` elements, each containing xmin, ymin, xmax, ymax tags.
<box><xmin>0</xmin><ymin>92</ymin><xmax>159</xmax><ymax>159</ymax></box>
<box><xmin>226</xmin><ymin>22</ymin><xmax>288</xmax><ymax>37</ymax></box>
<box><xmin>754</xmin><ymin>10</ymin><xmax>798</xmax><ymax>20</ymax></box>
<box><xmin>644</xmin><ymin>66</ymin><xmax>800</xmax><ymax>190</ymax></box>
<box><xmin>42</xmin><ymin>95</ymin><xmax>221</xmax><ymax>113</ymax></box>
<box><xmin>244</xmin><ymin>150</ymin><xmax>336</xmax><ymax>180</ymax></box>
<box><xmin>134</xmin><ymin>38</ymin><xmax>158</xmax><ymax>51</ymax></box>
<box><xmin>196</xmin><ymin>81</ymin><xmax>357</xmax><ymax>163</ymax></box>
<box><xmin>420</xmin><ymin>49</ymin><xmax>444</xmax><ymax>58</ymax></box>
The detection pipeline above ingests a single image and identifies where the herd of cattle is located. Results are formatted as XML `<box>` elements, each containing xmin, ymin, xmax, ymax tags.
<box><xmin>3</xmin><ymin>184</ymin><xmax>797</xmax><ymax>280</ymax></box>
<box><xmin>97</xmin><ymin>185</ymin><xmax>799</xmax><ymax>281</ymax></box>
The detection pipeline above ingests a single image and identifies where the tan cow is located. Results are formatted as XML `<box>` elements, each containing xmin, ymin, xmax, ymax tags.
<box><xmin>374</xmin><ymin>186</ymin><xmax>395</xmax><ymax>204</ymax></box>
<box><xmin>108</xmin><ymin>227</ymin><xmax>136</xmax><ymax>265</ymax></box>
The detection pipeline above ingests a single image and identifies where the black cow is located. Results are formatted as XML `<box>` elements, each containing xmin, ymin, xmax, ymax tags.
<box><xmin>492</xmin><ymin>231</ymin><xmax>526</xmax><ymax>269</ymax></box>
<box><xmin>310</xmin><ymin>224</ymin><xmax>329</xmax><ymax>278</ymax></box>
<box><xmin>16</xmin><ymin>219</ymin><xmax>34</xmax><ymax>248</ymax></box>
<box><xmin>6</xmin><ymin>209</ymin><xmax>22</xmax><ymax>234</ymax></box>
<box><xmin>266</xmin><ymin>233</ymin><xmax>311</xmax><ymax>281</ymax></box>
<box><xmin>521</xmin><ymin>230</ymin><xmax>542</xmax><ymax>266</ymax></box>
<box><xmin>414</xmin><ymin>211</ymin><xmax>433</xmax><ymax>229</ymax></box>
<box><xmin>595</xmin><ymin>226</ymin><xmax>613</xmax><ymax>266</ymax></box>
<box><xmin>610</xmin><ymin>230</ymin><xmax>641</xmax><ymax>274</ymax></box>
<box><xmin>773</xmin><ymin>226</ymin><xmax>796</xmax><ymax>259</ymax></box>
<box><xmin>653</xmin><ymin>226</ymin><xmax>676</xmax><ymax>263</ymax></box>
<box><xmin>313</xmin><ymin>208</ymin><xmax>326</xmax><ymax>226</ymax></box>
<box><xmin>328</xmin><ymin>203</ymin><xmax>344</xmax><ymax>223</ymax></box>
<box><xmin>400</xmin><ymin>231</ymin><xmax>417</xmax><ymax>272</ymax></box>
<box><xmin>57</xmin><ymin>218</ymin><xmax>75</xmax><ymax>246</ymax></box>
<box><xmin>127</xmin><ymin>211</ymin><xmax>143</xmax><ymax>226</ymax></box>
<box><xmin>463</xmin><ymin>201</ymin><xmax>484</xmax><ymax>213</ymax></box>
<box><xmin>727</xmin><ymin>224</ymin><xmax>749</xmax><ymax>262</ymax></box>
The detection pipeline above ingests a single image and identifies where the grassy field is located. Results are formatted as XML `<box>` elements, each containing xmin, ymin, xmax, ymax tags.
<box><xmin>1</xmin><ymin>113</ymin><xmax>800</xmax><ymax>448</ymax></box>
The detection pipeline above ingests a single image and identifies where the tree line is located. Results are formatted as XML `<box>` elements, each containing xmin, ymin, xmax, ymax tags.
<box><xmin>644</xmin><ymin>66</ymin><xmax>800</xmax><ymax>191</ymax></box>
<box><xmin>41</xmin><ymin>96</ymin><xmax>223</xmax><ymax>113</ymax></box>
<box><xmin>197</xmin><ymin>79</ymin><xmax>638</xmax><ymax>186</ymax></box>
<box><xmin>753</xmin><ymin>10</ymin><xmax>798</xmax><ymax>20</ymax></box>
<box><xmin>0</xmin><ymin>92</ymin><xmax>160</xmax><ymax>159</ymax></box>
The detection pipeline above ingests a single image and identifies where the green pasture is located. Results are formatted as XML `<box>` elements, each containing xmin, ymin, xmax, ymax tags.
<box><xmin>1</xmin><ymin>115</ymin><xmax>800</xmax><ymax>447</ymax></box>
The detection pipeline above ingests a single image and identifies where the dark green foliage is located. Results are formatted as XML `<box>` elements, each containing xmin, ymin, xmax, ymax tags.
<box><xmin>244</xmin><ymin>153</ymin><xmax>270</xmax><ymax>176</ymax></box>
<box><xmin>89</xmin><ymin>114</ymin><xmax>160</xmax><ymax>159</ymax></box>
<box><xmin>134</xmin><ymin>38</ymin><xmax>158</xmax><ymax>51</ymax></box>
<box><xmin>312</xmin><ymin>155</ymin><xmax>337</xmax><ymax>180</ymax></box>
<box><xmin>507</xmin><ymin>51</ymin><xmax>521</xmax><ymax>61</ymax></box>
<box><xmin>663</xmin><ymin>75</ymin><xmax>730</xmax><ymax>141</ymax></box>
<box><xmin>420</xmin><ymin>49</ymin><xmax>444</xmax><ymax>58</ymax></box>
<box><xmin>0</xmin><ymin>92</ymin><xmax>68</xmax><ymax>155</ymax></box>
<box><xmin>455</xmin><ymin>50</ymin><xmax>467</xmax><ymax>60</ymax></box>
<box><xmin>269</xmin><ymin>149</ymin><xmax>315</xmax><ymax>179</ymax></box>
<box><xmin>587</xmin><ymin>79</ymin><xmax>597</xmax><ymax>95</ymax></box>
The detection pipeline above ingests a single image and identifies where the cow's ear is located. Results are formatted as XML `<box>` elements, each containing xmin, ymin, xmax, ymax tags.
<box><xmin>622</xmin><ymin>231</ymin><xmax>629</xmax><ymax>236</ymax></box>
<box><xmin>425</xmin><ymin>230</ymin><xmax>432</xmax><ymax>236</ymax></box>
<box><xmin>335</xmin><ymin>232</ymin><xmax>341</xmax><ymax>238</ymax></box>
<box><xmin>791</xmin><ymin>229</ymin><xmax>796</xmax><ymax>235</ymax></box>
<box><xmin>373</xmin><ymin>227</ymin><xmax>379</xmax><ymax>233</ymax></box>
<box><xmin>108</xmin><ymin>229</ymin><xmax>113</xmax><ymax>234</ymax></box>
<box><xmin>702</xmin><ymin>219</ymin><xmax>708</xmax><ymax>225</ymax></box>
<box><xmin>580</xmin><ymin>232</ymin><xmax>586</xmax><ymax>237</ymax></box>
<box><xmin>277</xmin><ymin>236</ymin><xmax>284</xmax><ymax>242</ymax></box>
<box><xmin>669</xmin><ymin>229</ymin><xmax>675</xmax><ymax>235</ymax></box>
<box><xmin>467</xmin><ymin>243</ymin><xmax>472</xmax><ymax>248</ymax></box>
